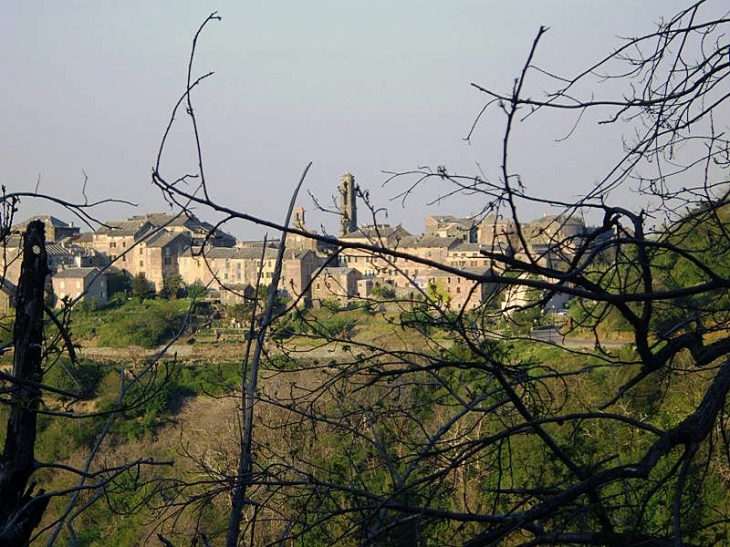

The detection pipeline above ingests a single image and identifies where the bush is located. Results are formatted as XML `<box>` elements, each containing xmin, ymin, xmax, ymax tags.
<box><xmin>95</xmin><ymin>300</ymin><xmax>189</xmax><ymax>348</ymax></box>
<box><xmin>160</xmin><ymin>274</ymin><xmax>184</xmax><ymax>299</ymax></box>
<box><xmin>43</xmin><ymin>358</ymin><xmax>104</xmax><ymax>401</ymax></box>
<box><xmin>132</xmin><ymin>273</ymin><xmax>154</xmax><ymax>300</ymax></box>
<box><xmin>371</xmin><ymin>283</ymin><xmax>396</xmax><ymax>300</ymax></box>
<box><xmin>186</xmin><ymin>282</ymin><xmax>208</xmax><ymax>300</ymax></box>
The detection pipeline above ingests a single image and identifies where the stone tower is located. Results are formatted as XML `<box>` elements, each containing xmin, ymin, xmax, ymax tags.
<box><xmin>293</xmin><ymin>206</ymin><xmax>306</xmax><ymax>230</ymax></box>
<box><xmin>339</xmin><ymin>172</ymin><xmax>357</xmax><ymax>236</ymax></box>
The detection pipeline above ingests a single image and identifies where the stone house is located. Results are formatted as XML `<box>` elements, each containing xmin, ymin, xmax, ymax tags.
<box><xmin>341</xmin><ymin>235</ymin><xmax>460</xmax><ymax>289</ymax></box>
<box><xmin>52</xmin><ymin>267</ymin><xmax>108</xmax><ymax>308</ymax></box>
<box><xmin>179</xmin><ymin>246</ymin><xmax>323</xmax><ymax>303</ymax></box>
<box><xmin>13</xmin><ymin>215</ymin><xmax>80</xmax><ymax>243</ymax></box>
<box><xmin>126</xmin><ymin>212</ymin><xmax>236</xmax><ymax>250</ymax></box>
<box><xmin>93</xmin><ymin>220</ymin><xmax>191</xmax><ymax>291</ymax></box>
<box><xmin>0</xmin><ymin>237</ymin><xmax>79</xmax><ymax>287</ymax></box>
<box><xmin>423</xmin><ymin>267</ymin><xmax>497</xmax><ymax>312</ymax></box>
<box><xmin>425</xmin><ymin>215</ymin><xmax>477</xmax><ymax>242</ymax></box>
<box><xmin>311</xmin><ymin>267</ymin><xmax>361</xmax><ymax>303</ymax></box>
<box><xmin>139</xmin><ymin>231</ymin><xmax>191</xmax><ymax>291</ymax></box>
<box><xmin>93</xmin><ymin>219</ymin><xmax>155</xmax><ymax>264</ymax></box>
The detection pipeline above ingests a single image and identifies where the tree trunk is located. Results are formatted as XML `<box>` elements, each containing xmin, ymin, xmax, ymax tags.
<box><xmin>0</xmin><ymin>220</ymin><xmax>50</xmax><ymax>545</ymax></box>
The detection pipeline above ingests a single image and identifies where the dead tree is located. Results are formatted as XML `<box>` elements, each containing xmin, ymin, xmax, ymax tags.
<box><xmin>0</xmin><ymin>220</ymin><xmax>50</xmax><ymax>545</ymax></box>
<box><xmin>150</xmin><ymin>3</ymin><xmax>730</xmax><ymax>546</ymax></box>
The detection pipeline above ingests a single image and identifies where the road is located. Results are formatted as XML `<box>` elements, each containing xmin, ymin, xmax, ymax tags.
<box><xmin>531</xmin><ymin>327</ymin><xmax>629</xmax><ymax>349</ymax></box>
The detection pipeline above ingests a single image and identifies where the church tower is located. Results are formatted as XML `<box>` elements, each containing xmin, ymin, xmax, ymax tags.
<box><xmin>339</xmin><ymin>172</ymin><xmax>357</xmax><ymax>236</ymax></box>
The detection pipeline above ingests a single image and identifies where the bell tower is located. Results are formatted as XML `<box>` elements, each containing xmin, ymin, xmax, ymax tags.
<box><xmin>339</xmin><ymin>172</ymin><xmax>357</xmax><ymax>236</ymax></box>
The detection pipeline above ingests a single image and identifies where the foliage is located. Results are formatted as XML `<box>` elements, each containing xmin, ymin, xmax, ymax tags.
<box><xmin>160</xmin><ymin>273</ymin><xmax>184</xmax><ymax>299</ymax></box>
<box><xmin>43</xmin><ymin>358</ymin><xmax>104</xmax><ymax>401</ymax></box>
<box><xmin>106</xmin><ymin>270</ymin><xmax>132</xmax><ymax>296</ymax></box>
<box><xmin>370</xmin><ymin>283</ymin><xmax>395</xmax><ymax>300</ymax></box>
<box><xmin>94</xmin><ymin>298</ymin><xmax>190</xmax><ymax>348</ymax></box>
<box><xmin>186</xmin><ymin>281</ymin><xmax>208</xmax><ymax>300</ymax></box>
<box><xmin>14</xmin><ymin>4</ymin><xmax>727</xmax><ymax>546</ymax></box>
<box><xmin>131</xmin><ymin>272</ymin><xmax>154</xmax><ymax>299</ymax></box>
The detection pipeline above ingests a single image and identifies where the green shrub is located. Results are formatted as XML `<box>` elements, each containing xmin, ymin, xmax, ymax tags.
<box><xmin>95</xmin><ymin>300</ymin><xmax>189</xmax><ymax>348</ymax></box>
<box><xmin>43</xmin><ymin>358</ymin><xmax>104</xmax><ymax>400</ymax></box>
<box><xmin>186</xmin><ymin>282</ymin><xmax>208</xmax><ymax>300</ymax></box>
<box><xmin>132</xmin><ymin>273</ymin><xmax>154</xmax><ymax>299</ymax></box>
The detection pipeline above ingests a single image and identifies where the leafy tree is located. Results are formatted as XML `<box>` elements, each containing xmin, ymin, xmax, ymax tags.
<box><xmin>160</xmin><ymin>273</ymin><xmax>184</xmax><ymax>299</ymax></box>
<box><xmin>186</xmin><ymin>281</ymin><xmax>208</xmax><ymax>300</ymax></box>
<box><xmin>132</xmin><ymin>272</ymin><xmax>154</xmax><ymax>299</ymax></box>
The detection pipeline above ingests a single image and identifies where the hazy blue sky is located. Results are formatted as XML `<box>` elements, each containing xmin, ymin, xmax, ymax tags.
<box><xmin>0</xmin><ymin>1</ymin><xmax>705</xmax><ymax>238</ymax></box>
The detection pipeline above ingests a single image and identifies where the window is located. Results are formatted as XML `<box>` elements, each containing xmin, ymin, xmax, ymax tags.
<box><xmin>164</xmin><ymin>257</ymin><xmax>172</xmax><ymax>266</ymax></box>
<box><xmin>110</xmin><ymin>242</ymin><xmax>116</xmax><ymax>249</ymax></box>
<box><xmin>139</xmin><ymin>260</ymin><xmax>144</xmax><ymax>267</ymax></box>
<box><xmin>139</xmin><ymin>248</ymin><xmax>143</xmax><ymax>255</ymax></box>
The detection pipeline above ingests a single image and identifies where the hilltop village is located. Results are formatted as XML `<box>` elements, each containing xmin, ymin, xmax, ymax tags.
<box><xmin>1</xmin><ymin>173</ymin><xmax>590</xmax><ymax>313</ymax></box>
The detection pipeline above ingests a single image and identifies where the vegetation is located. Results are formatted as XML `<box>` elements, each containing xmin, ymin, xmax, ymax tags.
<box><xmin>2</xmin><ymin>2</ymin><xmax>730</xmax><ymax>546</ymax></box>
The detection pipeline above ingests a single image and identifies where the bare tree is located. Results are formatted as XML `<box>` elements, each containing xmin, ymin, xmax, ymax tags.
<box><xmin>146</xmin><ymin>3</ymin><xmax>730</xmax><ymax>546</ymax></box>
<box><xmin>0</xmin><ymin>189</ymin><xmax>203</xmax><ymax>544</ymax></box>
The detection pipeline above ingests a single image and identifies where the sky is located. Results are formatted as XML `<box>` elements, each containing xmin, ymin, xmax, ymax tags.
<box><xmin>0</xmin><ymin>1</ymin><xmax>714</xmax><ymax>239</ymax></box>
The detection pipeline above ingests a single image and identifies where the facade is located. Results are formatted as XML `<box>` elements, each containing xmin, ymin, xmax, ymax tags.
<box><xmin>139</xmin><ymin>231</ymin><xmax>191</xmax><ymax>291</ymax></box>
<box><xmin>93</xmin><ymin>219</ymin><xmax>155</xmax><ymax>263</ymax></box>
<box><xmin>93</xmin><ymin>219</ymin><xmax>192</xmax><ymax>291</ymax></box>
<box><xmin>0</xmin><ymin>237</ymin><xmax>89</xmax><ymax>287</ymax></box>
<box><xmin>338</xmin><ymin>225</ymin><xmax>412</xmax><ymax>277</ymax></box>
<box><xmin>423</xmin><ymin>267</ymin><xmax>496</xmax><ymax>311</ymax></box>
<box><xmin>311</xmin><ymin>267</ymin><xmax>361</xmax><ymax>303</ymax></box>
<box><xmin>477</xmin><ymin>216</ymin><xmax>518</xmax><ymax>251</ymax></box>
<box><xmin>52</xmin><ymin>267</ymin><xmax>108</xmax><ymax>308</ymax></box>
<box><xmin>179</xmin><ymin>246</ymin><xmax>323</xmax><ymax>303</ymax></box>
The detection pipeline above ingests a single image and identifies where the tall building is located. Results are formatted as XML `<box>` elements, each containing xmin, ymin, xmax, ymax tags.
<box><xmin>339</xmin><ymin>172</ymin><xmax>357</xmax><ymax>236</ymax></box>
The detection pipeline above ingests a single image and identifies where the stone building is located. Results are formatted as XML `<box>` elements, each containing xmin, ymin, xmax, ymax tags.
<box><xmin>425</xmin><ymin>215</ymin><xmax>477</xmax><ymax>242</ymax></box>
<box><xmin>311</xmin><ymin>267</ymin><xmax>361</xmax><ymax>303</ymax></box>
<box><xmin>179</xmin><ymin>246</ymin><xmax>322</xmax><ymax>303</ymax></box>
<box><xmin>126</xmin><ymin>212</ymin><xmax>236</xmax><ymax>249</ymax></box>
<box><xmin>422</xmin><ymin>267</ymin><xmax>497</xmax><ymax>311</ymax></box>
<box><xmin>52</xmin><ymin>267</ymin><xmax>108</xmax><ymax>308</ymax></box>
<box><xmin>13</xmin><ymin>215</ymin><xmax>80</xmax><ymax>243</ymax></box>
<box><xmin>339</xmin><ymin>172</ymin><xmax>358</xmax><ymax>236</ymax></box>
